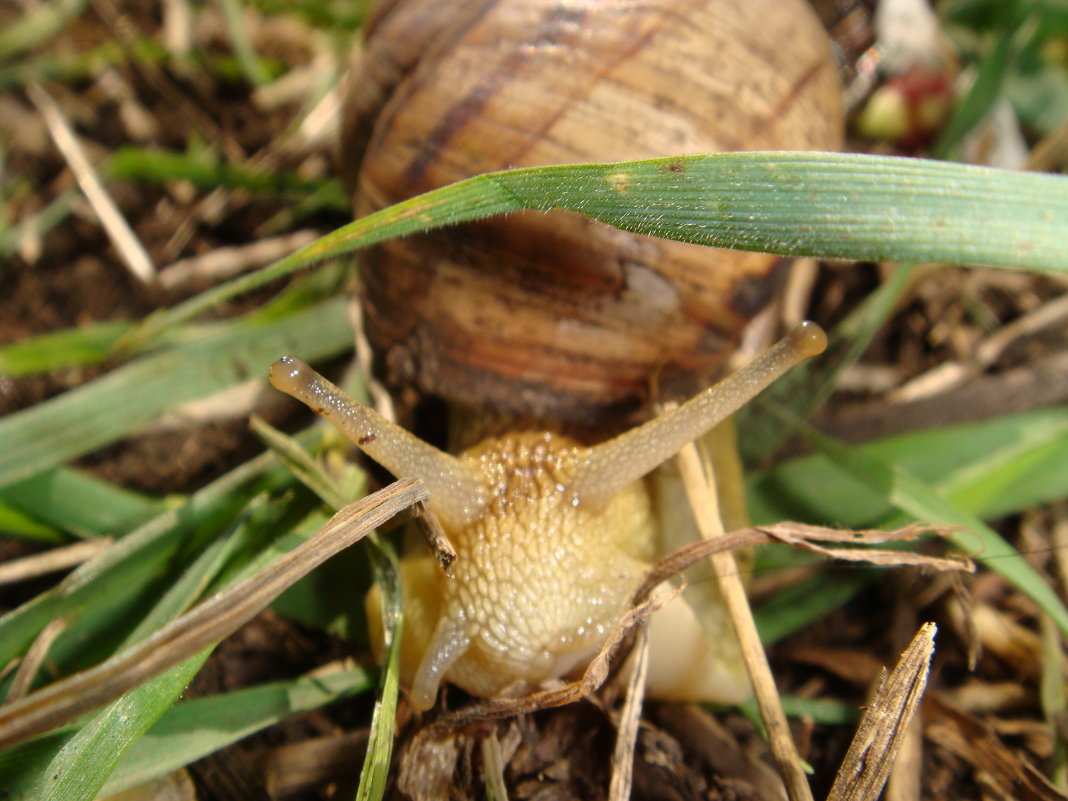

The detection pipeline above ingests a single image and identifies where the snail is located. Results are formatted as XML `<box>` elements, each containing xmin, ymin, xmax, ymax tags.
<box><xmin>274</xmin><ymin>0</ymin><xmax>843</xmax><ymax>710</ymax></box>
<box><xmin>270</xmin><ymin>322</ymin><xmax>827</xmax><ymax>710</ymax></box>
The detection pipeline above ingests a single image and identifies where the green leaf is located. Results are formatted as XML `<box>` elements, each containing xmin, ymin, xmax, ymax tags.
<box><xmin>738</xmin><ymin>262</ymin><xmax>923</xmax><ymax>462</ymax></box>
<box><xmin>24</xmin><ymin>505</ymin><xmax>252</xmax><ymax>801</ymax></box>
<box><xmin>355</xmin><ymin>539</ymin><xmax>402</xmax><ymax>801</ymax></box>
<box><xmin>107</xmin><ymin>147</ymin><xmax>347</xmax><ymax>210</ymax></box>
<box><xmin>0</xmin><ymin>503</ymin><xmax>63</xmax><ymax>543</ymax></box>
<box><xmin>787</xmin><ymin>413</ymin><xmax>1068</xmax><ymax>638</ymax></box>
<box><xmin>0</xmin><ymin>468</ymin><xmax>160</xmax><ymax>540</ymax></box>
<box><xmin>750</xmin><ymin>406</ymin><xmax>1068</xmax><ymax>526</ymax></box>
<box><xmin>0</xmin><ymin>449</ymin><xmax>289</xmax><ymax>670</ymax></box>
<box><xmin>0</xmin><ymin>322</ymin><xmax>131</xmax><ymax>376</ymax></box>
<box><xmin>100</xmin><ymin>668</ymin><xmax>373</xmax><ymax>796</ymax></box>
<box><xmin>0</xmin><ymin>297</ymin><xmax>352</xmax><ymax>491</ymax></box>
<box><xmin>0</xmin><ymin>0</ymin><xmax>88</xmax><ymax>61</ymax></box>
<box><xmin>129</xmin><ymin>153</ymin><xmax>1068</xmax><ymax>343</ymax></box>
<box><xmin>755</xmin><ymin>571</ymin><xmax>873</xmax><ymax>646</ymax></box>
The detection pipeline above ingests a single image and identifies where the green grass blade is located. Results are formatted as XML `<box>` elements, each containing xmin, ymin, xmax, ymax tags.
<box><xmin>100</xmin><ymin>667</ymin><xmax>374</xmax><ymax>796</ymax></box>
<box><xmin>0</xmin><ymin>450</ymin><xmax>286</xmax><ymax>669</ymax></box>
<box><xmin>750</xmin><ymin>406</ymin><xmax>1068</xmax><ymax>527</ymax></box>
<box><xmin>0</xmin><ymin>322</ymin><xmax>130</xmax><ymax>376</ymax></box>
<box><xmin>0</xmin><ymin>0</ymin><xmax>88</xmax><ymax>61</ymax></box>
<box><xmin>107</xmin><ymin>147</ymin><xmax>348</xmax><ymax>210</ymax></box>
<box><xmin>0</xmin><ymin>297</ymin><xmax>352</xmax><ymax>491</ymax></box>
<box><xmin>0</xmin><ymin>504</ymin><xmax>63</xmax><ymax>543</ymax></box>
<box><xmin>939</xmin><ymin>422</ymin><xmax>1068</xmax><ymax>520</ymax></box>
<box><xmin>26</xmin><ymin>510</ymin><xmax>252</xmax><ymax>801</ymax></box>
<box><xmin>217</xmin><ymin>0</ymin><xmax>273</xmax><ymax>86</ymax></box>
<box><xmin>251</xmin><ymin>417</ymin><xmax>359</xmax><ymax>511</ymax></box>
<box><xmin>0</xmin><ymin>468</ymin><xmax>160</xmax><ymax>539</ymax></box>
<box><xmin>789</xmin><ymin>413</ymin><xmax>1068</xmax><ymax>637</ymax></box>
<box><xmin>738</xmin><ymin>262</ymin><xmax>922</xmax><ymax>462</ymax></box>
<box><xmin>127</xmin><ymin>152</ymin><xmax>1068</xmax><ymax>344</ymax></box>
<box><xmin>754</xmin><ymin>571</ymin><xmax>873</xmax><ymax>646</ymax></box>
<box><xmin>354</xmin><ymin>539</ymin><xmax>402</xmax><ymax>801</ymax></box>
<box><xmin>932</xmin><ymin>8</ymin><xmax>1034</xmax><ymax>159</ymax></box>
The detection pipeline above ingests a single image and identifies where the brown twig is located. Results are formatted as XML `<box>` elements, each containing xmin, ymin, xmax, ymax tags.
<box><xmin>608</xmin><ymin>622</ymin><xmax>650</xmax><ymax>801</ymax></box>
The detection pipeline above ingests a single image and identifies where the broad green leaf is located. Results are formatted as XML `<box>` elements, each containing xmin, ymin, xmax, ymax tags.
<box><xmin>0</xmin><ymin>468</ymin><xmax>160</xmax><ymax>540</ymax></box>
<box><xmin>750</xmin><ymin>406</ymin><xmax>1068</xmax><ymax>526</ymax></box>
<box><xmin>100</xmin><ymin>668</ymin><xmax>373</xmax><ymax>796</ymax></box>
<box><xmin>0</xmin><ymin>322</ymin><xmax>131</xmax><ymax>376</ymax></box>
<box><xmin>129</xmin><ymin>153</ymin><xmax>1068</xmax><ymax>344</ymax></box>
<box><xmin>791</xmin><ymin>415</ymin><xmax>1068</xmax><ymax>637</ymax></box>
<box><xmin>0</xmin><ymin>297</ymin><xmax>352</xmax><ymax>491</ymax></box>
<box><xmin>940</xmin><ymin>421</ymin><xmax>1068</xmax><ymax>520</ymax></box>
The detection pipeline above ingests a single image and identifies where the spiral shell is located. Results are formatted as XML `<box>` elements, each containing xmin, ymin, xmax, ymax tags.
<box><xmin>341</xmin><ymin>0</ymin><xmax>843</xmax><ymax>426</ymax></box>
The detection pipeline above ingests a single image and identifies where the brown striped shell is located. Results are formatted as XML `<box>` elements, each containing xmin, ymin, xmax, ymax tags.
<box><xmin>342</xmin><ymin>0</ymin><xmax>843</xmax><ymax>426</ymax></box>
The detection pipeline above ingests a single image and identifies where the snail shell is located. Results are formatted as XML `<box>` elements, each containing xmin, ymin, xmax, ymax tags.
<box><xmin>342</xmin><ymin>0</ymin><xmax>843</xmax><ymax>426</ymax></box>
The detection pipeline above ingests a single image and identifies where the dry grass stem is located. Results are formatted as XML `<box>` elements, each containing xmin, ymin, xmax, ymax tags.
<box><xmin>675</xmin><ymin>440</ymin><xmax>815</xmax><ymax>801</ymax></box>
<box><xmin>827</xmin><ymin>623</ymin><xmax>937</xmax><ymax>801</ymax></box>
<box><xmin>481</xmin><ymin>729</ymin><xmax>511</xmax><ymax>801</ymax></box>
<box><xmin>0</xmin><ymin>539</ymin><xmax>113</xmax><ymax>587</ymax></box>
<box><xmin>974</xmin><ymin>292</ymin><xmax>1068</xmax><ymax>367</ymax></box>
<box><xmin>764</xmin><ymin>522</ymin><xmax>973</xmax><ymax>573</ymax></box>
<box><xmin>26</xmin><ymin>82</ymin><xmax>156</xmax><ymax>284</ymax></box>
<box><xmin>1051</xmin><ymin>501</ymin><xmax>1068</xmax><ymax>600</ymax></box>
<box><xmin>1026</xmin><ymin>117</ymin><xmax>1068</xmax><ymax>171</ymax></box>
<box><xmin>350</xmin><ymin>298</ymin><xmax>398</xmax><ymax>421</ymax></box>
<box><xmin>0</xmin><ymin>477</ymin><xmax>427</xmax><ymax>748</ymax></box>
<box><xmin>782</xmin><ymin>258</ymin><xmax>820</xmax><ymax>330</ymax></box>
<box><xmin>413</xmin><ymin>501</ymin><xmax>457</xmax><ymax>575</ymax></box>
<box><xmin>6</xmin><ymin>617</ymin><xmax>69</xmax><ymax>705</ymax></box>
<box><xmin>819</xmin><ymin>351</ymin><xmax>1068</xmax><ymax>442</ymax></box>
<box><xmin>884</xmin><ymin>704</ymin><xmax>923</xmax><ymax>801</ymax></box>
<box><xmin>608</xmin><ymin>622</ymin><xmax>650</xmax><ymax>801</ymax></box>
<box><xmin>159</xmin><ymin>229</ymin><xmax>320</xmax><ymax>291</ymax></box>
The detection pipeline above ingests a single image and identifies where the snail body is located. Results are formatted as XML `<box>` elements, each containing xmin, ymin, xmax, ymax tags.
<box><xmin>343</xmin><ymin>0</ymin><xmax>843</xmax><ymax>426</ymax></box>
<box><xmin>271</xmin><ymin>324</ymin><xmax>828</xmax><ymax>710</ymax></box>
